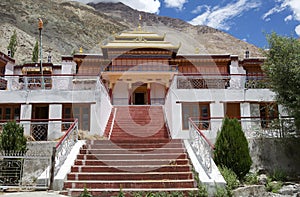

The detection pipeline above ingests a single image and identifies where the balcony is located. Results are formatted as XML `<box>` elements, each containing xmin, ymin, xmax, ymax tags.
<box><xmin>1</xmin><ymin>74</ymin><xmax>101</xmax><ymax>91</ymax></box>
<box><xmin>103</xmin><ymin>64</ymin><xmax>178</xmax><ymax>72</ymax></box>
<box><xmin>175</xmin><ymin>74</ymin><xmax>271</xmax><ymax>89</ymax></box>
<box><xmin>189</xmin><ymin>117</ymin><xmax>298</xmax><ymax>138</ymax></box>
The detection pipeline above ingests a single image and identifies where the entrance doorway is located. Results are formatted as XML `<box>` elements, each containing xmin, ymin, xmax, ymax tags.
<box><xmin>135</xmin><ymin>93</ymin><xmax>145</xmax><ymax>105</ymax></box>
<box><xmin>32</xmin><ymin>104</ymin><xmax>49</xmax><ymax>141</ymax></box>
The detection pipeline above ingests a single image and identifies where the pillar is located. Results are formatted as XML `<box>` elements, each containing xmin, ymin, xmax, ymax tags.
<box><xmin>147</xmin><ymin>83</ymin><xmax>151</xmax><ymax>105</ymax></box>
<box><xmin>20</xmin><ymin>104</ymin><xmax>32</xmax><ymax>136</ymax></box>
<box><xmin>109</xmin><ymin>83</ymin><xmax>113</xmax><ymax>103</ymax></box>
<box><xmin>128</xmin><ymin>83</ymin><xmax>132</xmax><ymax>105</ymax></box>
<box><xmin>48</xmin><ymin>104</ymin><xmax>62</xmax><ymax>140</ymax></box>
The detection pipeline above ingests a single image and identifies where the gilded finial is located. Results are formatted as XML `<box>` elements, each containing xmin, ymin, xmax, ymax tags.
<box><xmin>195</xmin><ymin>47</ymin><xmax>200</xmax><ymax>54</ymax></box>
<box><xmin>79</xmin><ymin>47</ymin><xmax>83</xmax><ymax>53</ymax></box>
<box><xmin>138</xmin><ymin>14</ymin><xmax>142</xmax><ymax>31</ymax></box>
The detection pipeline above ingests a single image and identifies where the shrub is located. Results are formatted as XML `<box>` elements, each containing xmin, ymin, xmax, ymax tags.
<box><xmin>219</xmin><ymin>166</ymin><xmax>239</xmax><ymax>196</ymax></box>
<box><xmin>266</xmin><ymin>177</ymin><xmax>283</xmax><ymax>193</ymax></box>
<box><xmin>214</xmin><ymin>185</ymin><xmax>229</xmax><ymax>197</ymax></box>
<box><xmin>243</xmin><ymin>172</ymin><xmax>259</xmax><ymax>185</ymax></box>
<box><xmin>214</xmin><ymin>118</ymin><xmax>252</xmax><ymax>179</ymax></box>
<box><xmin>270</xmin><ymin>168</ymin><xmax>287</xmax><ymax>182</ymax></box>
<box><xmin>0</xmin><ymin>121</ymin><xmax>27</xmax><ymax>154</ymax></box>
<box><xmin>80</xmin><ymin>187</ymin><xmax>92</xmax><ymax>197</ymax></box>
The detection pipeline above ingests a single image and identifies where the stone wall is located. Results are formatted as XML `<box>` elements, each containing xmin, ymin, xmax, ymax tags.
<box><xmin>249</xmin><ymin>138</ymin><xmax>300</xmax><ymax>176</ymax></box>
<box><xmin>22</xmin><ymin>142</ymin><xmax>56</xmax><ymax>185</ymax></box>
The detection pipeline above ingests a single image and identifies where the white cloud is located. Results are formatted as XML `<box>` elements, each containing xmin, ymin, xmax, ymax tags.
<box><xmin>188</xmin><ymin>0</ymin><xmax>261</xmax><ymax>31</ymax></box>
<box><xmin>164</xmin><ymin>0</ymin><xmax>188</xmax><ymax>10</ymax></box>
<box><xmin>191</xmin><ymin>5</ymin><xmax>209</xmax><ymax>14</ymax></box>
<box><xmin>74</xmin><ymin>0</ymin><xmax>161</xmax><ymax>14</ymax></box>
<box><xmin>263</xmin><ymin>0</ymin><xmax>300</xmax><ymax>22</ymax></box>
<box><xmin>284</xmin><ymin>15</ymin><xmax>292</xmax><ymax>21</ymax></box>
<box><xmin>296</xmin><ymin>25</ymin><xmax>300</xmax><ymax>36</ymax></box>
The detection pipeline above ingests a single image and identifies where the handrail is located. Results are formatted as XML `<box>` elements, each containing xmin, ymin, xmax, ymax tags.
<box><xmin>108</xmin><ymin>108</ymin><xmax>117</xmax><ymax>140</ymax></box>
<box><xmin>188</xmin><ymin>117</ymin><xmax>214</xmax><ymax>174</ymax></box>
<box><xmin>55</xmin><ymin>119</ymin><xmax>78</xmax><ymax>149</ymax></box>
<box><xmin>189</xmin><ymin>117</ymin><xmax>215</xmax><ymax>149</ymax></box>
<box><xmin>54</xmin><ymin>119</ymin><xmax>78</xmax><ymax>176</ymax></box>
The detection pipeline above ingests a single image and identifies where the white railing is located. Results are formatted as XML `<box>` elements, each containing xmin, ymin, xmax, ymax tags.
<box><xmin>188</xmin><ymin>118</ymin><xmax>215</xmax><ymax>174</ymax></box>
<box><xmin>174</xmin><ymin>74</ymin><xmax>271</xmax><ymax>89</ymax></box>
<box><xmin>190</xmin><ymin>117</ymin><xmax>298</xmax><ymax>139</ymax></box>
<box><xmin>2</xmin><ymin>74</ymin><xmax>100</xmax><ymax>91</ymax></box>
<box><xmin>54</xmin><ymin>119</ymin><xmax>78</xmax><ymax>176</ymax></box>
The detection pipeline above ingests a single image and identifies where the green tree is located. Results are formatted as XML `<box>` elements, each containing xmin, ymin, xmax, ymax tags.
<box><xmin>7</xmin><ymin>30</ymin><xmax>18</xmax><ymax>58</ymax></box>
<box><xmin>263</xmin><ymin>33</ymin><xmax>300</xmax><ymax>129</ymax></box>
<box><xmin>214</xmin><ymin>118</ymin><xmax>252</xmax><ymax>180</ymax></box>
<box><xmin>32</xmin><ymin>40</ymin><xmax>39</xmax><ymax>62</ymax></box>
<box><xmin>0</xmin><ymin>121</ymin><xmax>27</xmax><ymax>154</ymax></box>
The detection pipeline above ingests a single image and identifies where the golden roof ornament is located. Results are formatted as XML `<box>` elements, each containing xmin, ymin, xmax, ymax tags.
<box><xmin>195</xmin><ymin>47</ymin><xmax>200</xmax><ymax>54</ymax></box>
<box><xmin>79</xmin><ymin>47</ymin><xmax>83</xmax><ymax>53</ymax></box>
<box><xmin>38</xmin><ymin>18</ymin><xmax>43</xmax><ymax>30</ymax></box>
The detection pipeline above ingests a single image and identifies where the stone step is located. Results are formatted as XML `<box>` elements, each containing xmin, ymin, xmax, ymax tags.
<box><xmin>74</xmin><ymin>159</ymin><xmax>189</xmax><ymax>166</ymax></box>
<box><xmin>76</xmin><ymin>153</ymin><xmax>187</xmax><ymax>160</ymax></box>
<box><xmin>83</xmin><ymin>142</ymin><xmax>183</xmax><ymax>149</ymax></box>
<box><xmin>67</xmin><ymin>171</ymin><xmax>193</xmax><ymax>181</ymax></box>
<box><xmin>62</xmin><ymin>187</ymin><xmax>198</xmax><ymax>197</ymax></box>
<box><xmin>86</xmin><ymin>139</ymin><xmax>177</xmax><ymax>144</ymax></box>
<box><xmin>64</xmin><ymin>179</ymin><xmax>195</xmax><ymax>189</ymax></box>
<box><xmin>79</xmin><ymin>148</ymin><xmax>185</xmax><ymax>154</ymax></box>
<box><xmin>71</xmin><ymin>165</ymin><xmax>191</xmax><ymax>173</ymax></box>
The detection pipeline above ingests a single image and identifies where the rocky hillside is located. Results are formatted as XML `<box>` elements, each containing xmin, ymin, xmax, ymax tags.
<box><xmin>0</xmin><ymin>0</ymin><xmax>262</xmax><ymax>64</ymax></box>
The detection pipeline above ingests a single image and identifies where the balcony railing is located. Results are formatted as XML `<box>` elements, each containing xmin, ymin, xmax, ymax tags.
<box><xmin>103</xmin><ymin>64</ymin><xmax>178</xmax><ymax>72</ymax></box>
<box><xmin>0</xmin><ymin>119</ymin><xmax>76</xmax><ymax>141</ymax></box>
<box><xmin>1</xmin><ymin>74</ymin><xmax>101</xmax><ymax>91</ymax></box>
<box><xmin>175</xmin><ymin>74</ymin><xmax>270</xmax><ymax>89</ymax></box>
<box><xmin>190</xmin><ymin>117</ymin><xmax>298</xmax><ymax>138</ymax></box>
<box><xmin>0</xmin><ymin>77</ymin><xmax>7</xmax><ymax>90</ymax></box>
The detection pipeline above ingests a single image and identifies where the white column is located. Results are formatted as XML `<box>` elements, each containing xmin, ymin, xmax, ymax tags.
<box><xmin>48</xmin><ymin>104</ymin><xmax>62</xmax><ymax>140</ymax></box>
<box><xmin>240</xmin><ymin>102</ymin><xmax>252</xmax><ymax>137</ymax></box>
<box><xmin>20</xmin><ymin>104</ymin><xmax>32</xmax><ymax>136</ymax></box>
<box><xmin>209</xmin><ymin>102</ymin><xmax>224</xmax><ymax>143</ymax></box>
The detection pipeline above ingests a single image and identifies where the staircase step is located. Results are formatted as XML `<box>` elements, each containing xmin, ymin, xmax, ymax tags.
<box><xmin>79</xmin><ymin>148</ymin><xmax>185</xmax><ymax>154</ymax></box>
<box><xmin>77</xmin><ymin>153</ymin><xmax>188</xmax><ymax>160</ymax></box>
<box><xmin>64</xmin><ymin>179</ymin><xmax>195</xmax><ymax>189</ymax></box>
<box><xmin>74</xmin><ymin>159</ymin><xmax>189</xmax><ymax>166</ymax></box>
<box><xmin>71</xmin><ymin>165</ymin><xmax>191</xmax><ymax>173</ymax></box>
<box><xmin>62</xmin><ymin>188</ymin><xmax>199</xmax><ymax>197</ymax></box>
<box><xmin>67</xmin><ymin>172</ymin><xmax>193</xmax><ymax>181</ymax></box>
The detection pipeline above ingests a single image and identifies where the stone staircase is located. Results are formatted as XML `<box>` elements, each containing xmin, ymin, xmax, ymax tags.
<box><xmin>62</xmin><ymin>106</ymin><xmax>197</xmax><ymax>196</ymax></box>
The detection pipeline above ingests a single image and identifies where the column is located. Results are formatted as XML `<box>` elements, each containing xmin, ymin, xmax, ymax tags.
<box><xmin>109</xmin><ymin>83</ymin><xmax>113</xmax><ymax>103</ymax></box>
<box><xmin>20</xmin><ymin>104</ymin><xmax>32</xmax><ymax>136</ymax></box>
<box><xmin>48</xmin><ymin>104</ymin><xmax>62</xmax><ymax>140</ymax></box>
<box><xmin>128</xmin><ymin>83</ymin><xmax>132</xmax><ymax>105</ymax></box>
<box><xmin>147</xmin><ymin>83</ymin><xmax>151</xmax><ymax>105</ymax></box>
<box><xmin>209</xmin><ymin>102</ymin><xmax>224</xmax><ymax>143</ymax></box>
<box><xmin>240</xmin><ymin>102</ymin><xmax>252</xmax><ymax>138</ymax></box>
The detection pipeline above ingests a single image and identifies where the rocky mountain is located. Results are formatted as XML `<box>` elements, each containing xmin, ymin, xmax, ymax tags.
<box><xmin>0</xmin><ymin>0</ymin><xmax>262</xmax><ymax>64</ymax></box>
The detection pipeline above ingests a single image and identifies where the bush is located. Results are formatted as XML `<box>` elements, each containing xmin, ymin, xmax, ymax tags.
<box><xmin>266</xmin><ymin>177</ymin><xmax>283</xmax><ymax>193</ymax></box>
<box><xmin>219</xmin><ymin>166</ymin><xmax>239</xmax><ymax>197</ymax></box>
<box><xmin>243</xmin><ymin>172</ymin><xmax>259</xmax><ymax>185</ymax></box>
<box><xmin>214</xmin><ymin>185</ymin><xmax>229</xmax><ymax>197</ymax></box>
<box><xmin>0</xmin><ymin>121</ymin><xmax>27</xmax><ymax>154</ymax></box>
<box><xmin>214</xmin><ymin>118</ymin><xmax>252</xmax><ymax>179</ymax></box>
<box><xmin>80</xmin><ymin>187</ymin><xmax>92</xmax><ymax>197</ymax></box>
<box><xmin>270</xmin><ymin>168</ymin><xmax>287</xmax><ymax>182</ymax></box>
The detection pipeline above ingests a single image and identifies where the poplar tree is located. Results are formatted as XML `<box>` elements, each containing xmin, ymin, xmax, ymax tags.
<box><xmin>32</xmin><ymin>40</ymin><xmax>39</xmax><ymax>62</ymax></box>
<box><xmin>7</xmin><ymin>30</ymin><xmax>18</xmax><ymax>58</ymax></box>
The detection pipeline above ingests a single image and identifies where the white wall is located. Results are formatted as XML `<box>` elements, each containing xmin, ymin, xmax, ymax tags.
<box><xmin>113</xmin><ymin>82</ymin><xmax>128</xmax><ymax>105</ymax></box>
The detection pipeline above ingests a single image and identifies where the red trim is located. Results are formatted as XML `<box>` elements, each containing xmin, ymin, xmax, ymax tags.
<box><xmin>189</xmin><ymin>117</ymin><xmax>215</xmax><ymax>149</ymax></box>
<box><xmin>55</xmin><ymin>119</ymin><xmax>78</xmax><ymax>149</ymax></box>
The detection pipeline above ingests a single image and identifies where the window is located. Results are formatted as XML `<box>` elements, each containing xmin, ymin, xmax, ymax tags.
<box><xmin>259</xmin><ymin>103</ymin><xmax>278</xmax><ymax>128</ymax></box>
<box><xmin>62</xmin><ymin>104</ymin><xmax>90</xmax><ymax>131</ymax></box>
<box><xmin>0</xmin><ymin>104</ymin><xmax>21</xmax><ymax>121</ymax></box>
<box><xmin>182</xmin><ymin>102</ymin><xmax>210</xmax><ymax>130</ymax></box>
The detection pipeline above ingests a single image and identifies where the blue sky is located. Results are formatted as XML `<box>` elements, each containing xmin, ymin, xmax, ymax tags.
<box><xmin>77</xmin><ymin>0</ymin><xmax>300</xmax><ymax>48</ymax></box>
